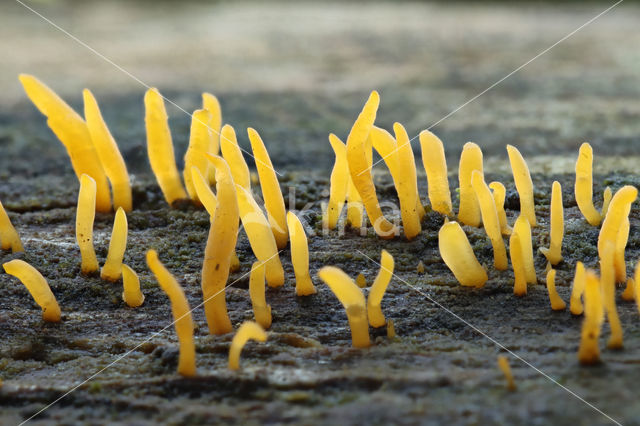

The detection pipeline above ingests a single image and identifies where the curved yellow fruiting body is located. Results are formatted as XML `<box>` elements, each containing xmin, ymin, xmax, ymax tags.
<box><xmin>540</xmin><ymin>181</ymin><xmax>564</xmax><ymax>265</ymax></box>
<box><xmin>419</xmin><ymin>130</ymin><xmax>452</xmax><ymax>216</ymax></box>
<box><xmin>506</xmin><ymin>145</ymin><xmax>536</xmax><ymax>227</ymax></box>
<box><xmin>0</xmin><ymin>200</ymin><xmax>24</xmax><ymax>252</ymax></box>
<box><xmin>183</xmin><ymin>109</ymin><xmax>213</xmax><ymax>203</ymax></box>
<box><xmin>471</xmin><ymin>171</ymin><xmax>507</xmax><ymax>270</ymax></box>
<box><xmin>19</xmin><ymin>74</ymin><xmax>111</xmax><ymax>212</ymax></box>
<box><xmin>601</xmin><ymin>187</ymin><xmax>612</xmax><ymax>218</ymax></box>
<box><xmin>457</xmin><ymin>142</ymin><xmax>484</xmax><ymax>227</ymax></box>
<box><xmin>367</xmin><ymin>250</ymin><xmax>394</xmax><ymax>328</ymax></box>
<box><xmin>100</xmin><ymin>207</ymin><xmax>128</xmax><ymax>282</ymax></box>
<box><xmin>598</xmin><ymin>185</ymin><xmax>637</xmax><ymax>261</ymax></box>
<box><xmin>228</xmin><ymin>321</ymin><xmax>268</xmax><ymax>370</ymax></box>
<box><xmin>578</xmin><ymin>271</ymin><xmax>604</xmax><ymax>365</ymax></box>
<box><xmin>191</xmin><ymin>167</ymin><xmax>218</xmax><ymax>217</ymax></box>
<box><xmin>76</xmin><ymin>174</ymin><xmax>99</xmax><ymax>275</ymax></box>
<box><xmin>621</xmin><ymin>277</ymin><xmax>635</xmax><ymax>302</ymax></box>
<box><xmin>489</xmin><ymin>182</ymin><xmax>512</xmax><ymax>236</ymax></box>
<box><xmin>392</xmin><ymin>123</ymin><xmax>421</xmax><ymax>240</ymax></box>
<box><xmin>144</xmin><ymin>88</ymin><xmax>186</xmax><ymax>205</ymax></box>
<box><xmin>83</xmin><ymin>89</ymin><xmax>132</xmax><ymax>212</ymax></box>
<box><xmin>220</xmin><ymin>124</ymin><xmax>250</xmax><ymax>190</ymax></box>
<box><xmin>325</xmin><ymin>134</ymin><xmax>349</xmax><ymax>229</ymax></box>
<box><xmin>545</xmin><ymin>269</ymin><xmax>566</xmax><ymax>311</ymax></box>
<box><xmin>3</xmin><ymin>259</ymin><xmax>61</xmax><ymax>322</ymax></box>
<box><xmin>346</xmin><ymin>91</ymin><xmax>397</xmax><ymax>239</ymax></box>
<box><xmin>249</xmin><ymin>261</ymin><xmax>271</xmax><ymax>329</ymax></box>
<box><xmin>286</xmin><ymin>212</ymin><xmax>316</xmax><ymax>296</ymax></box>
<box><xmin>146</xmin><ymin>250</ymin><xmax>195</xmax><ymax>376</ymax></box>
<box><xmin>318</xmin><ymin>266</ymin><xmax>370</xmax><ymax>348</ymax></box>
<box><xmin>614</xmin><ymin>218</ymin><xmax>629</xmax><ymax>283</ymax></box>
<box><xmin>512</xmin><ymin>216</ymin><xmax>536</xmax><ymax>284</ymax></box>
<box><xmin>248</xmin><ymin>128</ymin><xmax>288</xmax><ymax>249</ymax></box>
<box><xmin>201</xmin><ymin>155</ymin><xmax>238</xmax><ymax>335</ymax></box>
<box><xmin>121</xmin><ymin>264</ymin><xmax>144</xmax><ymax>308</ymax></box>
<box><xmin>497</xmin><ymin>355</ymin><xmax>516</xmax><ymax>391</ymax></box>
<box><xmin>574</xmin><ymin>143</ymin><xmax>602</xmax><ymax>226</ymax></box>
<box><xmin>510</xmin><ymin>233</ymin><xmax>527</xmax><ymax>297</ymax></box>
<box><xmin>202</xmin><ymin>93</ymin><xmax>222</xmax><ymax>184</ymax></box>
<box><xmin>600</xmin><ymin>242</ymin><xmax>622</xmax><ymax>349</ymax></box>
<box><xmin>438</xmin><ymin>221</ymin><xmax>488</xmax><ymax>288</ymax></box>
<box><xmin>570</xmin><ymin>261</ymin><xmax>586</xmax><ymax>316</ymax></box>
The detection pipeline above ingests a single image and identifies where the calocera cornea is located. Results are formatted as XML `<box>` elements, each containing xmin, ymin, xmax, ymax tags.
<box><xmin>510</xmin><ymin>232</ymin><xmax>527</xmax><ymax>297</ymax></box>
<box><xmin>512</xmin><ymin>216</ymin><xmax>536</xmax><ymax>284</ymax></box>
<box><xmin>228</xmin><ymin>321</ymin><xmax>268</xmax><ymax>370</ymax></box>
<box><xmin>614</xmin><ymin>218</ymin><xmax>630</xmax><ymax>283</ymax></box>
<box><xmin>356</xmin><ymin>273</ymin><xmax>367</xmax><ymax>288</ymax></box>
<box><xmin>438</xmin><ymin>221</ymin><xmax>488</xmax><ymax>288</ymax></box>
<box><xmin>3</xmin><ymin>259</ymin><xmax>61</xmax><ymax>322</ymax></box>
<box><xmin>471</xmin><ymin>171</ymin><xmax>507</xmax><ymax>270</ymax></box>
<box><xmin>183</xmin><ymin>109</ymin><xmax>213</xmax><ymax>203</ymax></box>
<box><xmin>506</xmin><ymin>145</ymin><xmax>536</xmax><ymax>227</ymax></box>
<box><xmin>540</xmin><ymin>181</ymin><xmax>564</xmax><ymax>265</ymax></box>
<box><xmin>367</xmin><ymin>250</ymin><xmax>394</xmax><ymax>328</ymax></box>
<box><xmin>325</xmin><ymin>134</ymin><xmax>349</xmax><ymax>230</ymax></box>
<box><xmin>0</xmin><ymin>200</ymin><xmax>24</xmax><ymax>252</ymax></box>
<box><xmin>202</xmin><ymin>93</ymin><xmax>222</xmax><ymax>184</ymax></box>
<box><xmin>121</xmin><ymin>264</ymin><xmax>144</xmax><ymax>308</ymax></box>
<box><xmin>391</xmin><ymin>123</ymin><xmax>422</xmax><ymax>240</ymax></box>
<box><xmin>457</xmin><ymin>142</ymin><xmax>484</xmax><ymax>227</ymax></box>
<box><xmin>574</xmin><ymin>142</ymin><xmax>602</xmax><ymax>226</ymax></box>
<box><xmin>318</xmin><ymin>266</ymin><xmax>370</xmax><ymax>348</ymax></box>
<box><xmin>249</xmin><ymin>261</ymin><xmax>271</xmax><ymax>329</ymax></box>
<box><xmin>497</xmin><ymin>355</ymin><xmax>516</xmax><ymax>391</ymax></box>
<box><xmin>100</xmin><ymin>207</ymin><xmax>128</xmax><ymax>282</ymax></box>
<box><xmin>597</xmin><ymin>185</ymin><xmax>637</xmax><ymax>274</ymax></box>
<box><xmin>220</xmin><ymin>124</ymin><xmax>251</xmax><ymax>190</ymax></box>
<box><xmin>419</xmin><ymin>130</ymin><xmax>452</xmax><ymax>216</ymax></box>
<box><xmin>146</xmin><ymin>250</ymin><xmax>195</xmax><ymax>376</ymax></box>
<box><xmin>578</xmin><ymin>270</ymin><xmax>604</xmax><ymax>365</ymax></box>
<box><xmin>489</xmin><ymin>182</ymin><xmax>512</xmax><ymax>236</ymax></box>
<box><xmin>570</xmin><ymin>261</ymin><xmax>586</xmax><ymax>315</ymax></box>
<box><xmin>622</xmin><ymin>259</ymin><xmax>639</xmax><ymax>302</ymax></box>
<box><xmin>545</xmin><ymin>268</ymin><xmax>566</xmax><ymax>311</ymax></box>
<box><xmin>76</xmin><ymin>174</ymin><xmax>99</xmax><ymax>275</ymax></box>
<box><xmin>600</xmin><ymin>242</ymin><xmax>623</xmax><ymax>349</ymax></box>
<box><xmin>601</xmin><ymin>186</ymin><xmax>612</xmax><ymax>218</ymax></box>
<box><xmin>286</xmin><ymin>211</ymin><xmax>317</xmax><ymax>296</ymax></box>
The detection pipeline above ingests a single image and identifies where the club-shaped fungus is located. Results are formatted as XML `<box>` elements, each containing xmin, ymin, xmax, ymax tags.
<box><xmin>512</xmin><ymin>216</ymin><xmax>536</xmax><ymax>284</ymax></box>
<box><xmin>570</xmin><ymin>262</ymin><xmax>586</xmax><ymax>315</ymax></box>
<box><xmin>248</xmin><ymin>128</ymin><xmax>288</xmax><ymax>249</ymax></box>
<box><xmin>419</xmin><ymin>130</ymin><xmax>452</xmax><ymax>216</ymax></box>
<box><xmin>578</xmin><ymin>270</ymin><xmax>604</xmax><ymax>365</ymax></box>
<box><xmin>19</xmin><ymin>74</ymin><xmax>111</xmax><ymax>212</ymax></box>
<box><xmin>574</xmin><ymin>143</ymin><xmax>603</xmax><ymax>226</ymax></box>
<box><xmin>597</xmin><ymin>185</ymin><xmax>637</xmax><ymax>266</ymax></box>
<box><xmin>146</xmin><ymin>250</ymin><xmax>195</xmax><ymax>376</ymax></box>
<box><xmin>228</xmin><ymin>321</ymin><xmax>268</xmax><ymax>370</ymax></box>
<box><xmin>438</xmin><ymin>221</ymin><xmax>488</xmax><ymax>288</ymax></box>
<box><xmin>346</xmin><ymin>91</ymin><xmax>397</xmax><ymax>239</ymax></box>
<box><xmin>601</xmin><ymin>186</ymin><xmax>612</xmax><ymax>218</ymax></box>
<box><xmin>325</xmin><ymin>134</ymin><xmax>349</xmax><ymax>229</ymax></box>
<box><xmin>183</xmin><ymin>109</ymin><xmax>213</xmax><ymax>203</ymax></box>
<box><xmin>249</xmin><ymin>261</ymin><xmax>271</xmax><ymax>329</ymax></box>
<box><xmin>100</xmin><ymin>207</ymin><xmax>128</xmax><ymax>282</ymax></box>
<box><xmin>191</xmin><ymin>166</ymin><xmax>218</xmax><ymax>217</ymax></box>
<box><xmin>220</xmin><ymin>124</ymin><xmax>251</xmax><ymax>191</ymax></box>
<box><xmin>367</xmin><ymin>250</ymin><xmax>394</xmax><ymax>328</ymax></box>
<box><xmin>121</xmin><ymin>264</ymin><xmax>144</xmax><ymax>308</ymax></box>
<box><xmin>318</xmin><ymin>266</ymin><xmax>370</xmax><ymax>348</ymax></box>
<box><xmin>457</xmin><ymin>142</ymin><xmax>484</xmax><ymax>227</ymax></box>
<box><xmin>0</xmin><ymin>200</ymin><xmax>24</xmax><ymax>252</ymax></box>
<box><xmin>83</xmin><ymin>89</ymin><xmax>132</xmax><ymax>212</ymax></box>
<box><xmin>356</xmin><ymin>273</ymin><xmax>367</xmax><ymax>288</ymax></box>
<box><xmin>614</xmin><ymin>218</ymin><xmax>630</xmax><ymax>283</ymax></box>
<box><xmin>489</xmin><ymin>182</ymin><xmax>512</xmax><ymax>236</ymax></box>
<box><xmin>600</xmin><ymin>242</ymin><xmax>623</xmax><ymax>349</ymax></box>
<box><xmin>286</xmin><ymin>211</ymin><xmax>317</xmax><ymax>296</ymax></box>
<box><xmin>144</xmin><ymin>88</ymin><xmax>187</xmax><ymax>205</ymax></box>
<box><xmin>506</xmin><ymin>145</ymin><xmax>536</xmax><ymax>227</ymax></box>
<box><xmin>3</xmin><ymin>259</ymin><xmax>61</xmax><ymax>322</ymax></box>
<box><xmin>471</xmin><ymin>171</ymin><xmax>507</xmax><ymax>270</ymax></box>
<box><xmin>545</xmin><ymin>268</ymin><xmax>566</xmax><ymax>311</ymax></box>
<box><xmin>540</xmin><ymin>181</ymin><xmax>564</xmax><ymax>265</ymax></box>
<box><xmin>76</xmin><ymin>174</ymin><xmax>99</xmax><ymax>275</ymax></box>
<box><xmin>346</xmin><ymin>179</ymin><xmax>365</xmax><ymax>229</ymax></box>
<box><xmin>510</xmin><ymin>233</ymin><xmax>527</xmax><ymax>297</ymax></box>
<box><xmin>497</xmin><ymin>355</ymin><xmax>516</xmax><ymax>391</ymax></box>
<box><xmin>201</xmin><ymin>155</ymin><xmax>238</xmax><ymax>335</ymax></box>
<box><xmin>622</xmin><ymin>259</ymin><xmax>640</xmax><ymax>302</ymax></box>
<box><xmin>391</xmin><ymin>123</ymin><xmax>422</xmax><ymax>240</ymax></box>
<box><xmin>202</xmin><ymin>93</ymin><xmax>222</xmax><ymax>184</ymax></box>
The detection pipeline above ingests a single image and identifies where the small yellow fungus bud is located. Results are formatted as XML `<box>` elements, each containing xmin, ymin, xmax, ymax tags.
<box><xmin>512</xmin><ymin>216</ymin><xmax>536</xmax><ymax>284</ymax></box>
<box><xmin>497</xmin><ymin>355</ymin><xmax>516</xmax><ymax>391</ymax></box>
<box><xmin>356</xmin><ymin>273</ymin><xmax>367</xmax><ymax>288</ymax></box>
<box><xmin>367</xmin><ymin>250</ymin><xmax>394</xmax><ymax>328</ymax></box>
<box><xmin>489</xmin><ymin>182</ymin><xmax>512</xmax><ymax>236</ymax></box>
<box><xmin>621</xmin><ymin>277</ymin><xmax>635</xmax><ymax>302</ymax></box>
<box><xmin>540</xmin><ymin>181</ymin><xmax>564</xmax><ymax>265</ymax></box>
<box><xmin>318</xmin><ymin>266</ymin><xmax>370</xmax><ymax>348</ymax></box>
<box><xmin>83</xmin><ymin>89</ymin><xmax>132</xmax><ymax>212</ymax></box>
<box><xmin>183</xmin><ymin>109</ymin><xmax>213</xmax><ymax>203</ymax></box>
<box><xmin>570</xmin><ymin>261</ymin><xmax>586</xmax><ymax>316</ymax></box>
<box><xmin>471</xmin><ymin>171</ymin><xmax>508</xmax><ymax>270</ymax></box>
<box><xmin>121</xmin><ymin>264</ymin><xmax>144</xmax><ymax>308</ymax></box>
<box><xmin>249</xmin><ymin>261</ymin><xmax>271</xmax><ymax>329</ymax></box>
<box><xmin>506</xmin><ymin>145</ymin><xmax>536</xmax><ymax>227</ymax></box>
<box><xmin>438</xmin><ymin>221</ymin><xmax>488</xmax><ymax>288</ymax></box>
<box><xmin>248</xmin><ymin>128</ymin><xmax>288</xmax><ymax>249</ymax></box>
<box><xmin>457</xmin><ymin>142</ymin><xmax>484</xmax><ymax>227</ymax></box>
<box><xmin>0</xmin><ymin>200</ymin><xmax>24</xmax><ymax>252</ymax></box>
<box><xmin>146</xmin><ymin>250</ymin><xmax>196</xmax><ymax>376</ymax></box>
<box><xmin>387</xmin><ymin>320</ymin><xmax>396</xmax><ymax>339</ymax></box>
<box><xmin>202</xmin><ymin>93</ymin><xmax>222</xmax><ymax>184</ymax></box>
<box><xmin>228</xmin><ymin>321</ymin><xmax>268</xmax><ymax>370</ymax></box>
<box><xmin>574</xmin><ymin>143</ymin><xmax>602</xmax><ymax>226</ymax></box>
<box><xmin>100</xmin><ymin>207</ymin><xmax>128</xmax><ymax>282</ymax></box>
<box><xmin>601</xmin><ymin>186</ymin><xmax>612</xmax><ymax>218</ymax></box>
<box><xmin>3</xmin><ymin>259</ymin><xmax>61</xmax><ymax>322</ymax></box>
<box><xmin>76</xmin><ymin>174</ymin><xmax>99</xmax><ymax>275</ymax></box>
<box><xmin>600</xmin><ymin>242</ymin><xmax>623</xmax><ymax>349</ymax></box>
<box><xmin>325</xmin><ymin>134</ymin><xmax>349</xmax><ymax>229</ymax></box>
<box><xmin>419</xmin><ymin>130</ymin><xmax>452</xmax><ymax>216</ymax></box>
<box><xmin>614</xmin><ymin>218</ymin><xmax>629</xmax><ymax>283</ymax></box>
<box><xmin>597</xmin><ymin>185</ymin><xmax>637</xmax><ymax>262</ymax></box>
<box><xmin>220</xmin><ymin>124</ymin><xmax>251</xmax><ymax>190</ymax></box>
<box><xmin>417</xmin><ymin>261</ymin><xmax>425</xmax><ymax>274</ymax></box>
<box><xmin>236</xmin><ymin>185</ymin><xmax>285</xmax><ymax>288</ymax></box>
<box><xmin>286</xmin><ymin>212</ymin><xmax>316</xmax><ymax>296</ymax></box>
<box><xmin>578</xmin><ymin>270</ymin><xmax>604</xmax><ymax>365</ymax></box>
<box><xmin>346</xmin><ymin>91</ymin><xmax>397</xmax><ymax>239</ymax></box>
<box><xmin>392</xmin><ymin>123</ymin><xmax>422</xmax><ymax>240</ymax></box>
<box><xmin>545</xmin><ymin>268</ymin><xmax>566</xmax><ymax>311</ymax></box>
<box><xmin>510</xmin><ymin>233</ymin><xmax>527</xmax><ymax>297</ymax></box>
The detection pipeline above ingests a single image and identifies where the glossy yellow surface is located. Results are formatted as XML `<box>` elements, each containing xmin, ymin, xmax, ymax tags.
<box><xmin>570</xmin><ymin>261</ymin><xmax>586</xmax><ymax>316</ymax></box>
<box><xmin>438</xmin><ymin>221</ymin><xmax>487</xmax><ymax>288</ymax></box>
<box><xmin>121</xmin><ymin>264</ymin><xmax>144</xmax><ymax>308</ymax></box>
<box><xmin>183</xmin><ymin>109</ymin><xmax>213</xmax><ymax>203</ymax></box>
<box><xmin>540</xmin><ymin>181</ymin><xmax>564</xmax><ymax>265</ymax></box>
<box><xmin>545</xmin><ymin>269</ymin><xmax>566</xmax><ymax>311</ymax></box>
<box><xmin>76</xmin><ymin>174</ymin><xmax>99</xmax><ymax>275</ymax></box>
<box><xmin>202</xmin><ymin>93</ymin><xmax>222</xmax><ymax>184</ymax></box>
<box><xmin>367</xmin><ymin>250</ymin><xmax>394</xmax><ymax>328</ymax></box>
<box><xmin>101</xmin><ymin>207</ymin><xmax>128</xmax><ymax>282</ymax></box>
<box><xmin>0</xmin><ymin>200</ymin><xmax>23</xmax><ymax>252</ymax></box>
<box><xmin>574</xmin><ymin>142</ymin><xmax>602</xmax><ymax>226</ymax></box>
<box><xmin>220</xmin><ymin>124</ymin><xmax>250</xmax><ymax>190</ymax></box>
<box><xmin>3</xmin><ymin>259</ymin><xmax>61</xmax><ymax>322</ymax></box>
<box><xmin>286</xmin><ymin>212</ymin><xmax>316</xmax><ymax>296</ymax></box>
<box><xmin>506</xmin><ymin>145</ymin><xmax>536</xmax><ymax>227</ymax></box>
<box><xmin>249</xmin><ymin>261</ymin><xmax>271</xmax><ymax>329</ymax></box>
<box><xmin>512</xmin><ymin>216</ymin><xmax>536</xmax><ymax>284</ymax></box>
<box><xmin>228</xmin><ymin>321</ymin><xmax>268</xmax><ymax>370</ymax></box>
<box><xmin>419</xmin><ymin>130</ymin><xmax>452</xmax><ymax>216</ymax></box>
<box><xmin>489</xmin><ymin>181</ymin><xmax>512</xmax><ymax>236</ymax></box>
<box><xmin>457</xmin><ymin>142</ymin><xmax>484</xmax><ymax>227</ymax></box>
<box><xmin>510</xmin><ymin>233</ymin><xmax>527</xmax><ymax>297</ymax></box>
<box><xmin>471</xmin><ymin>171</ymin><xmax>507</xmax><ymax>270</ymax></box>
<box><xmin>578</xmin><ymin>271</ymin><xmax>604</xmax><ymax>365</ymax></box>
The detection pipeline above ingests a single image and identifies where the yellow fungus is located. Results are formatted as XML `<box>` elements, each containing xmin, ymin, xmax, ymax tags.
<box><xmin>417</xmin><ymin>261</ymin><xmax>425</xmax><ymax>274</ymax></box>
<box><xmin>578</xmin><ymin>270</ymin><xmax>604</xmax><ymax>365</ymax></box>
<box><xmin>367</xmin><ymin>250</ymin><xmax>394</xmax><ymax>328</ymax></box>
<box><xmin>286</xmin><ymin>211</ymin><xmax>317</xmax><ymax>296</ymax></box>
<box><xmin>438</xmin><ymin>221</ymin><xmax>488</xmax><ymax>288</ymax></box>
<box><xmin>346</xmin><ymin>178</ymin><xmax>365</xmax><ymax>229</ymax></box>
<box><xmin>597</xmin><ymin>185</ymin><xmax>637</xmax><ymax>262</ymax></box>
<box><xmin>506</xmin><ymin>145</ymin><xmax>536</xmax><ymax>227</ymax></box>
<box><xmin>392</xmin><ymin>123</ymin><xmax>422</xmax><ymax>240</ymax></box>
<box><xmin>318</xmin><ymin>266</ymin><xmax>370</xmax><ymax>348</ymax></box>
<box><xmin>202</xmin><ymin>92</ymin><xmax>222</xmax><ymax>184</ymax></box>
<box><xmin>201</xmin><ymin>155</ymin><xmax>238</xmax><ymax>335</ymax></box>
<box><xmin>489</xmin><ymin>182</ymin><xmax>512</xmax><ymax>236</ymax></box>
<box><xmin>545</xmin><ymin>268</ymin><xmax>566</xmax><ymax>311</ymax></box>
<box><xmin>76</xmin><ymin>174</ymin><xmax>99</xmax><ymax>275</ymax></box>
<box><xmin>621</xmin><ymin>277</ymin><xmax>635</xmax><ymax>302</ymax></box>
<box><xmin>121</xmin><ymin>264</ymin><xmax>144</xmax><ymax>308</ymax></box>
<box><xmin>346</xmin><ymin>91</ymin><xmax>397</xmax><ymax>239</ymax></box>
<box><xmin>236</xmin><ymin>185</ymin><xmax>285</xmax><ymax>288</ymax></box>
<box><xmin>146</xmin><ymin>250</ymin><xmax>195</xmax><ymax>376</ymax></box>
<box><xmin>387</xmin><ymin>319</ymin><xmax>396</xmax><ymax>339</ymax></box>
<box><xmin>635</xmin><ymin>262</ymin><xmax>640</xmax><ymax>313</ymax></box>
<box><xmin>100</xmin><ymin>207</ymin><xmax>128</xmax><ymax>282</ymax></box>
<box><xmin>419</xmin><ymin>130</ymin><xmax>452</xmax><ymax>216</ymax></box>
<box><xmin>540</xmin><ymin>181</ymin><xmax>564</xmax><ymax>265</ymax></box>
<box><xmin>457</xmin><ymin>142</ymin><xmax>484</xmax><ymax>227</ymax></box>
<box><xmin>510</xmin><ymin>232</ymin><xmax>527</xmax><ymax>297</ymax></box>
<box><xmin>220</xmin><ymin>124</ymin><xmax>251</xmax><ymax>190</ymax></box>
<box><xmin>614</xmin><ymin>217</ymin><xmax>629</xmax><ymax>283</ymax></box>
<box><xmin>600</xmin><ymin>242</ymin><xmax>623</xmax><ymax>349</ymax></box>
<box><xmin>83</xmin><ymin>89</ymin><xmax>132</xmax><ymax>212</ymax></box>
<box><xmin>570</xmin><ymin>261</ymin><xmax>586</xmax><ymax>316</ymax></box>
<box><xmin>0</xmin><ymin>200</ymin><xmax>24</xmax><ymax>252</ymax></box>
<box><xmin>228</xmin><ymin>321</ymin><xmax>268</xmax><ymax>370</ymax></box>
<box><xmin>471</xmin><ymin>171</ymin><xmax>508</xmax><ymax>270</ymax></box>
<box><xmin>191</xmin><ymin>166</ymin><xmax>218</xmax><ymax>217</ymax></box>
<box><xmin>325</xmin><ymin>134</ymin><xmax>349</xmax><ymax>229</ymax></box>
<box><xmin>574</xmin><ymin>142</ymin><xmax>602</xmax><ymax>226</ymax></box>
<box><xmin>356</xmin><ymin>273</ymin><xmax>367</xmax><ymax>288</ymax></box>
<box><xmin>183</xmin><ymin>109</ymin><xmax>213</xmax><ymax>203</ymax></box>
<box><xmin>512</xmin><ymin>216</ymin><xmax>536</xmax><ymax>284</ymax></box>
<box><xmin>248</xmin><ymin>128</ymin><xmax>288</xmax><ymax>249</ymax></box>
<box><xmin>3</xmin><ymin>259</ymin><xmax>61</xmax><ymax>322</ymax></box>
<box><xmin>601</xmin><ymin>186</ymin><xmax>612</xmax><ymax>218</ymax></box>
<box><xmin>249</xmin><ymin>261</ymin><xmax>271</xmax><ymax>329</ymax></box>
<box><xmin>497</xmin><ymin>355</ymin><xmax>516</xmax><ymax>391</ymax></box>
